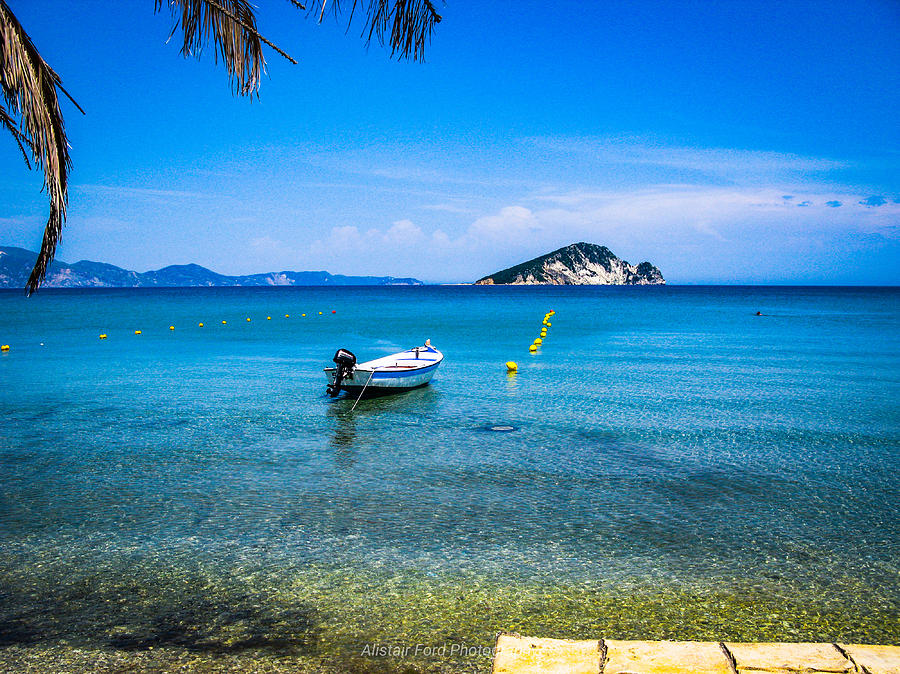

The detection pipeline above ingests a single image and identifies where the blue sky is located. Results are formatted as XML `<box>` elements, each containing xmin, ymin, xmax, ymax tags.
<box><xmin>1</xmin><ymin>0</ymin><xmax>898</xmax><ymax>283</ymax></box>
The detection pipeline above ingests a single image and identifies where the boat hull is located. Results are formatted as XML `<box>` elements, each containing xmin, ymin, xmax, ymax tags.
<box><xmin>338</xmin><ymin>380</ymin><xmax>432</xmax><ymax>397</ymax></box>
<box><xmin>324</xmin><ymin>345</ymin><xmax>443</xmax><ymax>397</ymax></box>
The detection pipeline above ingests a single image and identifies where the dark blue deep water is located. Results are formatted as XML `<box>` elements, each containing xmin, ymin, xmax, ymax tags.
<box><xmin>1</xmin><ymin>286</ymin><xmax>898</xmax><ymax>670</ymax></box>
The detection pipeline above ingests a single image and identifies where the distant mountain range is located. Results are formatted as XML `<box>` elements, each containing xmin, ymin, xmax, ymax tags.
<box><xmin>0</xmin><ymin>247</ymin><xmax>423</xmax><ymax>288</ymax></box>
<box><xmin>475</xmin><ymin>242</ymin><xmax>665</xmax><ymax>285</ymax></box>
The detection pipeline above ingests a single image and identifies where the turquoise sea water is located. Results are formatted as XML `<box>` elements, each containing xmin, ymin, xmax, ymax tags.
<box><xmin>1</xmin><ymin>286</ymin><xmax>898</xmax><ymax>671</ymax></box>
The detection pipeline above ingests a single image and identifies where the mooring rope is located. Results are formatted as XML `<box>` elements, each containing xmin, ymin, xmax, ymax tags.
<box><xmin>350</xmin><ymin>369</ymin><xmax>376</xmax><ymax>412</ymax></box>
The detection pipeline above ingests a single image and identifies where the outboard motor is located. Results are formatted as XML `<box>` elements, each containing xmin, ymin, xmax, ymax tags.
<box><xmin>327</xmin><ymin>348</ymin><xmax>356</xmax><ymax>397</ymax></box>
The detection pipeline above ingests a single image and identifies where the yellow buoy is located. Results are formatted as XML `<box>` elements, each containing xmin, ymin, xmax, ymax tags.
<box><xmin>134</xmin><ymin>330</ymin><xmax>142</xmax><ymax>335</ymax></box>
<box><xmin>285</xmin><ymin>314</ymin><xmax>290</xmax><ymax>318</ymax></box>
<box><xmin>222</xmin><ymin>320</ymin><xmax>227</xmax><ymax>324</ymax></box>
<box><xmin>267</xmin><ymin>316</ymin><xmax>271</xmax><ymax>320</ymax></box>
<box><xmin>246</xmin><ymin>317</ymin><xmax>251</xmax><ymax>322</ymax></box>
<box><xmin>302</xmin><ymin>313</ymin><xmax>306</xmax><ymax>317</ymax></box>
<box><xmin>546</xmin><ymin>322</ymin><xmax>551</xmax><ymax>327</ymax></box>
<box><xmin>0</xmin><ymin>345</ymin><xmax>9</xmax><ymax>351</ymax></box>
<box><xmin>199</xmin><ymin>322</ymin><xmax>204</xmax><ymax>327</ymax></box>
<box><xmin>318</xmin><ymin>311</ymin><xmax>323</xmax><ymax>315</ymax></box>
<box><xmin>506</xmin><ymin>361</ymin><xmax>517</xmax><ymax>372</ymax></box>
<box><xmin>529</xmin><ymin>344</ymin><xmax>537</xmax><ymax>352</ymax></box>
<box><xmin>534</xmin><ymin>338</ymin><xmax>542</xmax><ymax>345</ymax></box>
<box><xmin>169</xmin><ymin>325</ymin><xmax>175</xmax><ymax>330</ymax></box>
<box><xmin>99</xmin><ymin>334</ymin><xmax>107</xmax><ymax>339</ymax></box>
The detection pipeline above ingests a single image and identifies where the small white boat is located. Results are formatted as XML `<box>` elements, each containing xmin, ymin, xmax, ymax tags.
<box><xmin>325</xmin><ymin>342</ymin><xmax>443</xmax><ymax>397</ymax></box>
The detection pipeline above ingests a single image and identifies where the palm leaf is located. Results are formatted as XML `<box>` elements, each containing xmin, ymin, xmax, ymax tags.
<box><xmin>2</xmin><ymin>0</ymin><xmax>441</xmax><ymax>294</ymax></box>
<box><xmin>0</xmin><ymin>102</ymin><xmax>31</xmax><ymax>166</ymax></box>
<box><xmin>323</xmin><ymin>0</ymin><xmax>442</xmax><ymax>62</ymax></box>
<box><xmin>0</xmin><ymin>0</ymin><xmax>75</xmax><ymax>295</ymax></box>
<box><xmin>155</xmin><ymin>0</ymin><xmax>298</xmax><ymax>96</ymax></box>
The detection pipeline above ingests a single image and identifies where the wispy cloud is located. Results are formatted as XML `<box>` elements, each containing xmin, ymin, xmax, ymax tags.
<box><xmin>305</xmin><ymin>185</ymin><xmax>900</xmax><ymax>282</ymax></box>
<box><xmin>73</xmin><ymin>184</ymin><xmax>214</xmax><ymax>201</ymax></box>
<box><xmin>45</xmin><ymin>135</ymin><xmax>898</xmax><ymax>284</ymax></box>
<box><xmin>418</xmin><ymin>202</ymin><xmax>479</xmax><ymax>215</ymax></box>
<box><xmin>522</xmin><ymin>135</ymin><xmax>849</xmax><ymax>183</ymax></box>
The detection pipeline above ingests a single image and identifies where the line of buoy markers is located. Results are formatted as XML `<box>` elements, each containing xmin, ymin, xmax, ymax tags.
<box><xmin>0</xmin><ymin>310</ymin><xmax>338</xmax><ymax>352</ymax></box>
<box><xmin>507</xmin><ymin>309</ymin><xmax>554</xmax><ymax>372</ymax></box>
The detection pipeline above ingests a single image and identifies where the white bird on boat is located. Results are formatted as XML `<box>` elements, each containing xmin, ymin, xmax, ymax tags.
<box><xmin>325</xmin><ymin>340</ymin><xmax>443</xmax><ymax>398</ymax></box>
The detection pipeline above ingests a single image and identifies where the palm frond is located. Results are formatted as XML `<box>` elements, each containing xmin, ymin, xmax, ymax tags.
<box><xmin>156</xmin><ymin>0</ymin><xmax>298</xmax><ymax>96</ymax></box>
<box><xmin>323</xmin><ymin>0</ymin><xmax>442</xmax><ymax>62</ymax></box>
<box><xmin>0</xmin><ymin>102</ymin><xmax>32</xmax><ymax>167</ymax></box>
<box><xmin>0</xmin><ymin>0</ymin><xmax>73</xmax><ymax>294</ymax></box>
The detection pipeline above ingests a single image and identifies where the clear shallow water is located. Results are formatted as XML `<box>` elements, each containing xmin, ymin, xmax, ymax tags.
<box><xmin>0</xmin><ymin>286</ymin><xmax>898</xmax><ymax>671</ymax></box>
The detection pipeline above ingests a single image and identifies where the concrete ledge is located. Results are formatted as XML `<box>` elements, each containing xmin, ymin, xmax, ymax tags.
<box><xmin>492</xmin><ymin>636</ymin><xmax>900</xmax><ymax>674</ymax></box>
<box><xmin>840</xmin><ymin>645</ymin><xmax>900</xmax><ymax>674</ymax></box>
<box><xmin>492</xmin><ymin>635</ymin><xmax>601</xmax><ymax>674</ymax></box>
<box><xmin>725</xmin><ymin>641</ymin><xmax>852</xmax><ymax>672</ymax></box>
<box><xmin>603</xmin><ymin>639</ymin><xmax>733</xmax><ymax>674</ymax></box>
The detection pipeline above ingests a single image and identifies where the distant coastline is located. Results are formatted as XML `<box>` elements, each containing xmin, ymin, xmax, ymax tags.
<box><xmin>0</xmin><ymin>247</ymin><xmax>423</xmax><ymax>288</ymax></box>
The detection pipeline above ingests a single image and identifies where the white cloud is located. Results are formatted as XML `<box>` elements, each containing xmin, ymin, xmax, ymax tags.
<box><xmin>50</xmin><ymin>135</ymin><xmax>896</xmax><ymax>284</ymax></box>
<box><xmin>384</xmin><ymin>219</ymin><xmax>426</xmax><ymax>245</ymax></box>
<box><xmin>74</xmin><ymin>184</ymin><xmax>212</xmax><ymax>201</ymax></box>
<box><xmin>419</xmin><ymin>202</ymin><xmax>478</xmax><ymax>215</ymax></box>
<box><xmin>469</xmin><ymin>206</ymin><xmax>540</xmax><ymax>239</ymax></box>
<box><xmin>306</xmin><ymin>184</ymin><xmax>900</xmax><ymax>283</ymax></box>
<box><xmin>522</xmin><ymin>136</ymin><xmax>849</xmax><ymax>181</ymax></box>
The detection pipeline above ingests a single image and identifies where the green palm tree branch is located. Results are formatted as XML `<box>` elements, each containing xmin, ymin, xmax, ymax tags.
<box><xmin>0</xmin><ymin>0</ymin><xmax>74</xmax><ymax>295</ymax></box>
<box><xmin>324</xmin><ymin>0</ymin><xmax>442</xmax><ymax>62</ymax></box>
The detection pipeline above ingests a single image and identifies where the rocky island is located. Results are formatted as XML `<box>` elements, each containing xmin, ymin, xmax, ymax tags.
<box><xmin>475</xmin><ymin>242</ymin><xmax>665</xmax><ymax>285</ymax></box>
